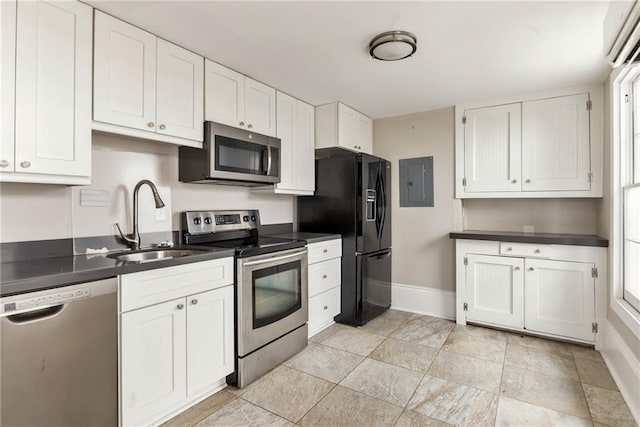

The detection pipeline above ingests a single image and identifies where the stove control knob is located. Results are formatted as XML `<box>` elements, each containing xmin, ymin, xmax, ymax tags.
<box><xmin>243</xmin><ymin>215</ymin><xmax>249</xmax><ymax>222</ymax></box>
<box><xmin>250</xmin><ymin>215</ymin><xmax>256</xmax><ymax>222</ymax></box>
<box><xmin>203</xmin><ymin>217</ymin><xmax>212</xmax><ymax>225</ymax></box>
<box><xmin>193</xmin><ymin>217</ymin><xmax>202</xmax><ymax>225</ymax></box>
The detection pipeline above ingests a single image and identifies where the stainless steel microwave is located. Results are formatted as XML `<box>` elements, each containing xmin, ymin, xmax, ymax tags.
<box><xmin>179</xmin><ymin>121</ymin><xmax>281</xmax><ymax>186</ymax></box>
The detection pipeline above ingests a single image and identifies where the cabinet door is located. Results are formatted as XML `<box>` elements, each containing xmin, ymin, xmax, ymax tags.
<box><xmin>463</xmin><ymin>103</ymin><xmax>521</xmax><ymax>192</ymax></box>
<box><xmin>204</xmin><ymin>60</ymin><xmax>244</xmax><ymax>128</ymax></box>
<box><xmin>522</xmin><ymin>94</ymin><xmax>591</xmax><ymax>191</ymax></box>
<box><xmin>1</xmin><ymin>0</ymin><xmax>16</xmax><ymax>173</ymax></box>
<box><xmin>94</xmin><ymin>11</ymin><xmax>156</xmax><ymax>132</ymax></box>
<box><xmin>14</xmin><ymin>0</ymin><xmax>92</xmax><ymax>177</ymax></box>
<box><xmin>156</xmin><ymin>39</ymin><xmax>204</xmax><ymax>141</ymax></box>
<box><xmin>524</xmin><ymin>259</ymin><xmax>595</xmax><ymax>341</ymax></box>
<box><xmin>275</xmin><ymin>91</ymin><xmax>296</xmax><ymax>190</ymax></box>
<box><xmin>121</xmin><ymin>299</ymin><xmax>187</xmax><ymax>426</ymax></box>
<box><xmin>338</xmin><ymin>103</ymin><xmax>358</xmax><ymax>151</ymax></box>
<box><xmin>245</xmin><ymin>77</ymin><xmax>276</xmax><ymax>136</ymax></box>
<box><xmin>356</xmin><ymin>112</ymin><xmax>373</xmax><ymax>154</ymax></box>
<box><xmin>296</xmin><ymin>100</ymin><xmax>316</xmax><ymax>192</ymax></box>
<box><xmin>186</xmin><ymin>286</ymin><xmax>234</xmax><ymax>396</ymax></box>
<box><xmin>465</xmin><ymin>254</ymin><xmax>524</xmax><ymax>328</ymax></box>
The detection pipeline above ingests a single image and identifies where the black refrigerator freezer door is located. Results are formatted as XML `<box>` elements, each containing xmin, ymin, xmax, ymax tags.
<box><xmin>357</xmin><ymin>249</ymin><xmax>392</xmax><ymax>324</ymax></box>
<box><xmin>359</xmin><ymin>155</ymin><xmax>384</xmax><ymax>253</ymax></box>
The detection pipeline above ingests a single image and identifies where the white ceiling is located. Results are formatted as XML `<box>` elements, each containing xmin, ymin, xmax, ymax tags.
<box><xmin>86</xmin><ymin>1</ymin><xmax>612</xmax><ymax>119</ymax></box>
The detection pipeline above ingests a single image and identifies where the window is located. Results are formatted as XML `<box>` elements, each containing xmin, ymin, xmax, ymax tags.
<box><xmin>613</xmin><ymin>66</ymin><xmax>640</xmax><ymax>334</ymax></box>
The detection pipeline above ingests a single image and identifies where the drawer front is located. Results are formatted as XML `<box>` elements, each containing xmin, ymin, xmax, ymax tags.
<box><xmin>308</xmin><ymin>286</ymin><xmax>340</xmax><ymax>335</ymax></box>
<box><xmin>307</xmin><ymin>239</ymin><xmax>342</xmax><ymax>264</ymax></box>
<box><xmin>499</xmin><ymin>242</ymin><xmax>551</xmax><ymax>259</ymax></box>
<box><xmin>120</xmin><ymin>257</ymin><xmax>234</xmax><ymax>312</ymax></box>
<box><xmin>308</xmin><ymin>258</ymin><xmax>341</xmax><ymax>298</ymax></box>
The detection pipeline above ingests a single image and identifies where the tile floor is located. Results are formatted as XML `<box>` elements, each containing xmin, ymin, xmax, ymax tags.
<box><xmin>164</xmin><ymin>310</ymin><xmax>637</xmax><ymax>427</ymax></box>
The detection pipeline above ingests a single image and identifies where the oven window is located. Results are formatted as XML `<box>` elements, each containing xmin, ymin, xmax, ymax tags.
<box><xmin>215</xmin><ymin>135</ymin><xmax>267</xmax><ymax>175</ymax></box>
<box><xmin>252</xmin><ymin>260</ymin><xmax>301</xmax><ymax>329</ymax></box>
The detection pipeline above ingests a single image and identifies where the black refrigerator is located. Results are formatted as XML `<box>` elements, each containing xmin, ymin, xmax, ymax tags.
<box><xmin>298</xmin><ymin>148</ymin><xmax>391</xmax><ymax>326</ymax></box>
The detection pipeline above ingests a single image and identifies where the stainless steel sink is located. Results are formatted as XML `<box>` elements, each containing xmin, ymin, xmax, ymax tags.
<box><xmin>108</xmin><ymin>248</ymin><xmax>208</xmax><ymax>263</ymax></box>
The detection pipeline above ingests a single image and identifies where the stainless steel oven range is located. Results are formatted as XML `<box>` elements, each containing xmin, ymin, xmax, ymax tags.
<box><xmin>183</xmin><ymin>210</ymin><xmax>308</xmax><ymax>388</ymax></box>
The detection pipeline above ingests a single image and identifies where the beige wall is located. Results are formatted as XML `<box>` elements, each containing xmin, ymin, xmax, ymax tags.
<box><xmin>373</xmin><ymin>107</ymin><xmax>456</xmax><ymax>292</ymax></box>
<box><xmin>464</xmin><ymin>198</ymin><xmax>599</xmax><ymax>234</ymax></box>
<box><xmin>0</xmin><ymin>133</ymin><xmax>295</xmax><ymax>244</ymax></box>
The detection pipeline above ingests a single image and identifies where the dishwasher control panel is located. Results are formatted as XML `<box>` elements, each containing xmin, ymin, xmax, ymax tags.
<box><xmin>1</xmin><ymin>287</ymin><xmax>91</xmax><ymax>316</ymax></box>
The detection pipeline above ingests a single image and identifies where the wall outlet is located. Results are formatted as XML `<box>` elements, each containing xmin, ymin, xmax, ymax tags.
<box><xmin>523</xmin><ymin>225</ymin><xmax>535</xmax><ymax>234</ymax></box>
<box><xmin>155</xmin><ymin>207</ymin><xmax>167</xmax><ymax>221</ymax></box>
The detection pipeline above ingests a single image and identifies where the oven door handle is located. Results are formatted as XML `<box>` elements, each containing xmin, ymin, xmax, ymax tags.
<box><xmin>242</xmin><ymin>249</ymin><xmax>307</xmax><ymax>266</ymax></box>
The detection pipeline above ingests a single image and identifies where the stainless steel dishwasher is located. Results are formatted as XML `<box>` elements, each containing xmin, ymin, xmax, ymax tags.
<box><xmin>1</xmin><ymin>278</ymin><xmax>117</xmax><ymax>426</ymax></box>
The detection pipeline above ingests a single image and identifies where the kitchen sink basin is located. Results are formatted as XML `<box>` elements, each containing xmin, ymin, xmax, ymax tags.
<box><xmin>108</xmin><ymin>248</ymin><xmax>208</xmax><ymax>263</ymax></box>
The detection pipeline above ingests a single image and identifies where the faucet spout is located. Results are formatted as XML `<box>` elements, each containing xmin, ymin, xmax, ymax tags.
<box><xmin>117</xmin><ymin>179</ymin><xmax>166</xmax><ymax>251</ymax></box>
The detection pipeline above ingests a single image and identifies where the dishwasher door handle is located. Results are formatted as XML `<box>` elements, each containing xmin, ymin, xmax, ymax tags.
<box><xmin>4</xmin><ymin>304</ymin><xmax>65</xmax><ymax>324</ymax></box>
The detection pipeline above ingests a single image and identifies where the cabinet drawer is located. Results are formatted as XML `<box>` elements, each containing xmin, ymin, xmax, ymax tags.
<box><xmin>120</xmin><ymin>257</ymin><xmax>234</xmax><ymax>312</ymax></box>
<box><xmin>308</xmin><ymin>287</ymin><xmax>340</xmax><ymax>336</ymax></box>
<box><xmin>308</xmin><ymin>258</ymin><xmax>341</xmax><ymax>298</ymax></box>
<box><xmin>307</xmin><ymin>239</ymin><xmax>342</xmax><ymax>264</ymax></box>
<box><xmin>499</xmin><ymin>242</ymin><xmax>551</xmax><ymax>259</ymax></box>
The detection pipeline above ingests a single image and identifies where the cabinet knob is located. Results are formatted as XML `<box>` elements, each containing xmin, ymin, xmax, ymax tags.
<box><xmin>239</xmin><ymin>121</ymin><xmax>245</xmax><ymax>126</ymax></box>
<box><xmin>147</xmin><ymin>122</ymin><xmax>155</xmax><ymax>128</ymax></box>
<box><xmin>534</xmin><ymin>249</ymin><xmax>541</xmax><ymax>254</ymax></box>
<box><xmin>514</xmin><ymin>266</ymin><xmax>520</xmax><ymax>271</ymax></box>
<box><xmin>20</xmin><ymin>161</ymin><xmax>31</xmax><ymax>168</ymax></box>
<box><xmin>528</xmin><ymin>267</ymin><xmax>534</xmax><ymax>271</ymax></box>
<box><xmin>322</xmin><ymin>274</ymin><xmax>327</xmax><ymax>279</ymax></box>
<box><xmin>525</xmin><ymin>179</ymin><xmax>531</xmax><ymax>183</ymax></box>
<box><xmin>0</xmin><ymin>160</ymin><xmax>9</xmax><ymax>168</ymax></box>
<box><xmin>511</xmin><ymin>179</ymin><xmax>517</xmax><ymax>183</ymax></box>
<box><xmin>248</xmin><ymin>124</ymin><xmax>253</xmax><ymax>129</ymax></box>
<box><xmin>506</xmin><ymin>247</ymin><xmax>512</xmax><ymax>251</ymax></box>
<box><xmin>323</xmin><ymin>249</ymin><xmax>328</xmax><ymax>253</ymax></box>
<box><xmin>177</xmin><ymin>303</ymin><xmax>184</xmax><ymax>310</ymax></box>
<box><xmin>191</xmin><ymin>299</ymin><xmax>198</xmax><ymax>305</ymax></box>
<box><xmin>159</xmin><ymin>124</ymin><xmax>166</xmax><ymax>130</ymax></box>
<box><xmin>323</xmin><ymin>305</ymin><xmax>328</xmax><ymax>310</ymax></box>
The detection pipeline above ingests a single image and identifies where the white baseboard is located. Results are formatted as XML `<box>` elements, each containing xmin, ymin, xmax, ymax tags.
<box><xmin>391</xmin><ymin>283</ymin><xmax>455</xmax><ymax>320</ymax></box>
<box><xmin>601</xmin><ymin>320</ymin><xmax>640</xmax><ymax>424</ymax></box>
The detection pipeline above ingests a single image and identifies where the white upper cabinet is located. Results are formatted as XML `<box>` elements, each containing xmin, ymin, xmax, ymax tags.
<box><xmin>463</xmin><ymin>103</ymin><xmax>521</xmax><ymax>193</ymax></box>
<box><xmin>316</xmin><ymin>102</ymin><xmax>373</xmax><ymax>154</ymax></box>
<box><xmin>521</xmin><ymin>94</ymin><xmax>591</xmax><ymax>192</ymax></box>
<box><xmin>94</xmin><ymin>11</ymin><xmax>204</xmax><ymax>145</ymax></box>
<box><xmin>205</xmin><ymin>60</ymin><xmax>276</xmax><ymax>137</ymax></box>
<box><xmin>1</xmin><ymin>0</ymin><xmax>17</xmax><ymax>175</ymax></box>
<box><xmin>455</xmin><ymin>87</ymin><xmax>602</xmax><ymax>198</ymax></box>
<box><xmin>2</xmin><ymin>0</ymin><xmax>92</xmax><ymax>184</ymax></box>
<box><xmin>296</xmin><ymin>99</ymin><xmax>316</xmax><ymax>193</ymax></box>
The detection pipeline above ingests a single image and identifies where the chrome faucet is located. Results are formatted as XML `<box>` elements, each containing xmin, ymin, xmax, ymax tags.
<box><xmin>116</xmin><ymin>179</ymin><xmax>166</xmax><ymax>251</ymax></box>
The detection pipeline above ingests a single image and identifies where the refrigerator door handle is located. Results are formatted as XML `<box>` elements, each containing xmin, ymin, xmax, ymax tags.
<box><xmin>380</xmin><ymin>168</ymin><xmax>387</xmax><ymax>238</ymax></box>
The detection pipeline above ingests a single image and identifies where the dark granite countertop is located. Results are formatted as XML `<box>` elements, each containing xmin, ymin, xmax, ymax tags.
<box><xmin>449</xmin><ymin>230</ymin><xmax>608</xmax><ymax>247</ymax></box>
<box><xmin>0</xmin><ymin>246</ymin><xmax>235</xmax><ymax>297</ymax></box>
<box><xmin>266</xmin><ymin>232</ymin><xmax>342</xmax><ymax>244</ymax></box>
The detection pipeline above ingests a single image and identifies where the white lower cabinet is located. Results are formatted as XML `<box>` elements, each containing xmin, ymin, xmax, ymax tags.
<box><xmin>307</xmin><ymin>239</ymin><xmax>342</xmax><ymax>338</ymax></box>
<box><xmin>456</xmin><ymin>239</ymin><xmax>606</xmax><ymax>347</ymax></box>
<box><xmin>119</xmin><ymin>258</ymin><xmax>234</xmax><ymax>426</ymax></box>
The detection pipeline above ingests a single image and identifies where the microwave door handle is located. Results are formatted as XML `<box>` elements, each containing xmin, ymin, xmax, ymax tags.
<box><xmin>267</xmin><ymin>145</ymin><xmax>272</xmax><ymax>176</ymax></box>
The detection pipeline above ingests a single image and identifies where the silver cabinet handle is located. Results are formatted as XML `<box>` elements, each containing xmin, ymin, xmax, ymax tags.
<box><xmin>177</xmin><ymin>303</ymin><xmax>184</xmax><ymax>310</ymax></box>
<box><xmin>511</xmin><ymin>179</ymin><xmax>517</xmax><ymax>183</ymax></box>
<box><xmin>323</xmin><ymin>305</ymin><xmax>328</xmax><ymax>310</ymax></box>
<box><xmin>525</xmin><ymin>179</ymin><xmax>531</xmax><ymax>183</ymax></box>
<box><xmin>248</xmin><ymin>124</ymin><xmax>253</xmax><ymax>129</ymax></box>
<box><xmin>528</xmin><ymin>267</ymin><xmax>534</xmax><ymax>271</ymax></box>
<box><xmin>147</xmin><ymin>122</ymin><xmax>155</xmax><ymax>128</ymax></box>
<box><xmin>506</xmin><ymin>247</ymin><xmax>512</xmax><ymax>251</ymax></box>
<box><xmin>191</xmin><ymin>299</ymin><xmax>198</xmax><ymax>305</ymax></box>
<box><xmin>20</xmin><ymin>161</ymin><xmax>31</xmax><ymax>168</ymax></box>
<box><xmin>239</xmin><ymin>121</ymin><xmax>245</xmax><ymax>126</ymax></box>
<box><xmin>159</xmin><ymin>124</ymin><xmax>166</xmax><ymax>130</ymax></box>
<box><xmin>0</xmin><ymin>160</ymin><xmax>9</xmax><ymax>168</ymax></box>
<box><xmin>514</xmin><ymin>266</ymin><xmax>520</xmax><ymax>271</ymax></box>
<box><xmin>534</xmin><ymin>249</ymin><xmax>541</xmax><ymax>254</ymax></box>
<box><xmin>322</xmin><ymin>274</ymin><xmax>327</xmax><ymax>279</ymax></box>
<box><xmin>323</xmin><ymin>249</ymin><xmax>328</xmax><ymax>253</ymax></box>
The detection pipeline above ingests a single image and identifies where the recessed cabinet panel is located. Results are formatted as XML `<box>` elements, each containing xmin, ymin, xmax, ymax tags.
<box><xmin>465</xmin><ymin>254</ymin><xmax>524</xmax><ymax>328</ymax></box>
<box><xmin>204</xmin><ymin>60</ymin><xmax>244</xmax><ymax>128</ymax></box>
<box><xmin>524</xmin><ymin>258</ymin><xmax>595</xmax><ymax>341</ymax></box>
<box><xmin>14</xmin><ymin>0</ymin><xmax>92</xmax><ymax>178</ymax></box>
<box><xmin>156</xmin><ymin>39</ymin><xmax>204</xmax><ymax>141</ymax></box>
<box><xmin>93</xmin><ymin>11</ymin><xmax>156</xmax><ymax>131</ymax></box>
<box><xmin>522</xmin><ymin>94</ymin><xmax>591</xmax><ymax>192</ymax></box>
<box><xmin>245</xmin><ymin>77</ymin><xmax>276</xmax><ymax>136</ymax></box>
<box><xmin>463</xmin><ymin>103</ymin><xmax>521</xmax><ymax>192</ymax></box>
<box><xmin>1</xmin><ymin>0</ymin><xmax>16</xmax><ymax>172</ymax></box>
<box><xmin>296</xmin><ymin>100</ymin><xmax>316</xmax><ymax>193</ymax></box>
<box><xmin>276</xmin><ymin>91</ymin><xmax>295</xmax><ymax>189</ymax></box>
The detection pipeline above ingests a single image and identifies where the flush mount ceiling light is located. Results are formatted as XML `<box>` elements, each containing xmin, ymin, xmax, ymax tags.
<box><xmin>369</xmin><ymin>30</ymin><xmax>417</xmax><ymax>61</ymax></box>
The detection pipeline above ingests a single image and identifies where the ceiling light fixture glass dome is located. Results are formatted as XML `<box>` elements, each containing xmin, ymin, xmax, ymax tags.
<box><xmin>369</xmin><ymin>30</ymin><xmax>417</xmax><ymax>61</ymax></box>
